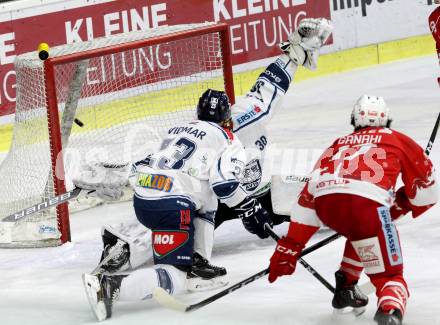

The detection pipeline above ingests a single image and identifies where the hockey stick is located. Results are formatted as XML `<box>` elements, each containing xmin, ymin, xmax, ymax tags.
<box><xmin>263</xmin><ymin>224</ymin><xmax>335</xmax><ymax>293</ymax></box>
<box><xmin>153</xmin><ymin>231</ymin><xmax>341</xmax><ymax>312</ymax></box>
<box><xmin>426</xmin><ymin>112</ymin><xmax>440</xmax><ymax>156</ymax></box>
<box><xmin>1</xmin><ymin>162</ymin><xmax>129</xmax><ymax>223</ymax></box>
<box><xmin>1</xmin><ymin>187</ymin><xmax>82</xmax><ymax>222</ymax></box>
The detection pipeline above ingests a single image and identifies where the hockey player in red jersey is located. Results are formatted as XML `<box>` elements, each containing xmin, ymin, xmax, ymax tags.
<box><xmin>430</xmin><ymin>0</ymin><xmax>440</xmax><ymax>85</ymax></box>
<box><xmin>267</xmin><ymin>95</ymin><xmax>439</xmax><ymax>325</ymax></box>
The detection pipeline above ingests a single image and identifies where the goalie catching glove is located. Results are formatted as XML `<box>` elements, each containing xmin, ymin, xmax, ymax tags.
<box><xmin>72</xmin><ymin>162</ymin><xmax>129</xmax><ymax>201</ymax></box>
<box><xmin>280</xmin><ymin>17</ymin><xmax>333</xmax><ymax>70</ymax></box>
<box><xmin>235</xmin><ymin>197</ymin><xmax>273</xmax><ymax>239</ymax></box>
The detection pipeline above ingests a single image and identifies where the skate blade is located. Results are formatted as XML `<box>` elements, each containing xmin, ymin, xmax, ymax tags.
<box><xmin>332</xmin><ymin>306</ymin><xmax>366</xmax><ymax>320</ymax></box>
<box><xmin>82</xmin><ymin>274</ymin><xmax>107</xmax><ymax>322</ymax></box>
<box><xmin>187</xmin><ymin>275</ymin><xmax>229</xmax><ymax>292</ymax></box>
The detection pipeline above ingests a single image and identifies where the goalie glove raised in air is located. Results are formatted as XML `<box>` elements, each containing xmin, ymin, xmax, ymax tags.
<box><xmin>235</xmin><ymin>198</ymin><xmax>273</xmax><ymax>239</ymax></box>
<box><xmin>72</xmin><ymin>162</ymin><xmax>129</xmax><ymax>201</ymax></box>
<box><xmin>280</xmin><ymin>18</ymin><xmax>333</xmax><ymax>70</ymax></box>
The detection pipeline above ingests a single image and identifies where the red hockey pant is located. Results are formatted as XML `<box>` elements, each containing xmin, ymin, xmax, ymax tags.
<box><xmin>314</xmin><ymin>193</ymin><xmax>408</xmax><ymax>299</ymax></box>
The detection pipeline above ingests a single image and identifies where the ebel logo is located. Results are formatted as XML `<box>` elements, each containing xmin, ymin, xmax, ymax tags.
<box><xmin>332</xmin><ymin>0</ymin><xmax>393</xmax><ymax>17</ymax></box>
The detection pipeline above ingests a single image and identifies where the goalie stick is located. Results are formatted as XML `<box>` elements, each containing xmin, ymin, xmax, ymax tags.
<box><xmin>2</xmin><ymin>187</ymin><xmax>82</xmax><ymax>222</ymax></box>
<box><xmin>154</xmin><ymin>113</ymin><xmax>440</xmax><ymax>313</ymax></box>
<box><xmin>2</xmin><ymin>162</ymin><xmax>128</xmax><ymax>223</ymax></box>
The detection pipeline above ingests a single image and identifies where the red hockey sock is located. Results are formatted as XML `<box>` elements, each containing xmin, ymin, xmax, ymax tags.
<box><xmin>371</xmin><ymin>276</ymin><xmax>409</xmax><ymax>315</ymax></box>
<box><xmin>339</xmin><ymin>240</ymin><xmax>363</xmax><ymax>285</ymax></box>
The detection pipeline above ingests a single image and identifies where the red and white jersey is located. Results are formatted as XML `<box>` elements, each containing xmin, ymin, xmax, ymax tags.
<box><xmin>430</xmin><ymin>6</ymin><xmax>440</xmax><ymax>47</ymax></box>
<box><xmin>294</xmin><ymin>127</ymin><xmax>439</xmax><ymax>227</ymax></box>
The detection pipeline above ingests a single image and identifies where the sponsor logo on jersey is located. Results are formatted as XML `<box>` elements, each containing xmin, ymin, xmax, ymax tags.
<box><xmin>236</xmin><ymin>105</ymin><xmax>262</xmax><ymax>125</ymax></box>
<box><xmin>153</xmin><ymin>230</ymin><xmax>189</xmax><ymax>259</ymax></box>
<box><xmin>316</xmin><ymin>179</ymin><xmax>349</xmax><ymax>190</ymax></box>
<box><xmin>137</xmin><ymin>173</ymin><xmax>173</xmax><ymax>192</ymax></box>
<box><xmin>378</xmin><ymin>206</ymin><xmax>403</xmax><ymax>266</ymax></box>
<box><xmin>241</xmin><ymin>159</ymin><xmax>262</xmax><ymax>192</ymax></box>
<box><xmin>263</xmin><ymin>69</ymin><xmax>282</xmax><ymax>83</ymax></box>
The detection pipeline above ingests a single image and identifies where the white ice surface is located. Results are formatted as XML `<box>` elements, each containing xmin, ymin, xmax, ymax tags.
<box><xmin>1</xmin><ymin>55</ymin><xmax>440</xmax><ymax>325</ymax></box>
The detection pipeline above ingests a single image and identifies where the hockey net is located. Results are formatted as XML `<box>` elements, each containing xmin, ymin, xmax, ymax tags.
<box><xmin>0</xmin><ymin>23</ymin><xmax>234</xmax><ymax>248</ymax></box>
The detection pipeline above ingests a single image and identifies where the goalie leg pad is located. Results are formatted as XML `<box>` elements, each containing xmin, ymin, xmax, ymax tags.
<box><xmin>100</xmin><ymin>221</ymin><xmax>152</xmax><ymax>272</ymax></box>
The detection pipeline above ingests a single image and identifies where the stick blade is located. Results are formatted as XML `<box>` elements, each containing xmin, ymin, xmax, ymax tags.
<box><xmin>153</xmin><ymin>287</ymin><xmax>188</xmax><ymax>312</ymax></box>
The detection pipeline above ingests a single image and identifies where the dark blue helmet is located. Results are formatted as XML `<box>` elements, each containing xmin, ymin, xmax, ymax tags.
<box><xmin>197</xmin><ymin>89</ymin><xmax>231</xmax><ymax>124</ymax></box>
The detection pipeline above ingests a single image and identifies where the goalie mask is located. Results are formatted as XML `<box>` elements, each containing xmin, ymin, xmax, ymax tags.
<box><xmin>351</xmin><ymin>95</ymin><xmax>392</xmax><ymax>130</ymax></box>
<box><xmin>197</xmin><ymin>89</ymin><xmax>231</xmax><ymax>125</ymax></box>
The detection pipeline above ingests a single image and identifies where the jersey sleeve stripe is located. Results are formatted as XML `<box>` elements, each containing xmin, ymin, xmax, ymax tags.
<box><xmin>212</xmin><ymin>180</ymin><xmax>240</xmax><ymax>199</ymax></box>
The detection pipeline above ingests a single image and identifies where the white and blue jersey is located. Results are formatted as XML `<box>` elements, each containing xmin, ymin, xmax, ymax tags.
<box><xmin>231</xmin><ymin>55</ymin><xmax>297</xmax><ymax>196</ymax></box>
<box><xmin>129</xmin><ymin>120</ymin><xmax>248</xmax><ymax>211</ymax></box>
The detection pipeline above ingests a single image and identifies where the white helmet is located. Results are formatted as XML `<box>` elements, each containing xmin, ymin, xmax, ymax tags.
<box><xmin>351</xmin><ymin>95</ymin><xmax>391</xmax><ymax>129</ymax></box>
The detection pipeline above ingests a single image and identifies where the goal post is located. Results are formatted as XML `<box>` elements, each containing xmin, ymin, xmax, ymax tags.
<box><xmin>0</xmin><ymin>22</ymin><xmax>235</xmax><ymax>248</ymax></box>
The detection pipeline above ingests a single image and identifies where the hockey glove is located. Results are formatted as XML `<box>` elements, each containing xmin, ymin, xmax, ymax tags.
<box><xmin>391</xmin><ymin>186</ymin><xmax>433</xmax><ymax>220</ymax></box>
<box><xmin>236</xmin><ymin>198</ymin><xmax>273</xmax><ymax>239</ymax></box>
<box><xmin>73</xmin><ymin>162</ymin><xmax>129</xmax><ymax>201</ymax></box>
<box><xmin>268</xmin><ymin>237</ymin><xmax>304</xmax><ymax>283</ymax></box>
<box><xmin>390</xmin><ymin>187</ymin><xmax>412</xmax><ymax>221</ymax></box>
<box><xmin>279</xmin><ymin>18</ymin><xmax>333</xmax><ymax>70</ymax></box>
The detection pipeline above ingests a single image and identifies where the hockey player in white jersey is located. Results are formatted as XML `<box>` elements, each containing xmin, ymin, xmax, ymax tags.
<box><xmin>91</xmin><ymin>18</ymin><xmax>333</xmax><ymax>275</ymax></box>
<box><xmin>79</xmin><ymin>90</ymin><xmax>276</xmax><ymax>321</ymax></box>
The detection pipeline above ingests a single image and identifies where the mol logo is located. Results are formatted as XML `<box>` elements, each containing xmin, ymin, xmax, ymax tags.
<box><xmin>154</xmin><ymin>234</ymin><xmax>175</xmax><ymax>245</ymax></box>
<box><xmin>152</xmin><ymin>231</ymin><xmax>189</xmax><ymax>259</ymax></box>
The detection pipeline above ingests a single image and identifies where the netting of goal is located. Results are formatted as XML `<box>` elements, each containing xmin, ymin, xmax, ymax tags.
<box><xmin>0</xmin><ymin>22</ymin><xmax>234</xmax><ymax>248</ymax></box>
